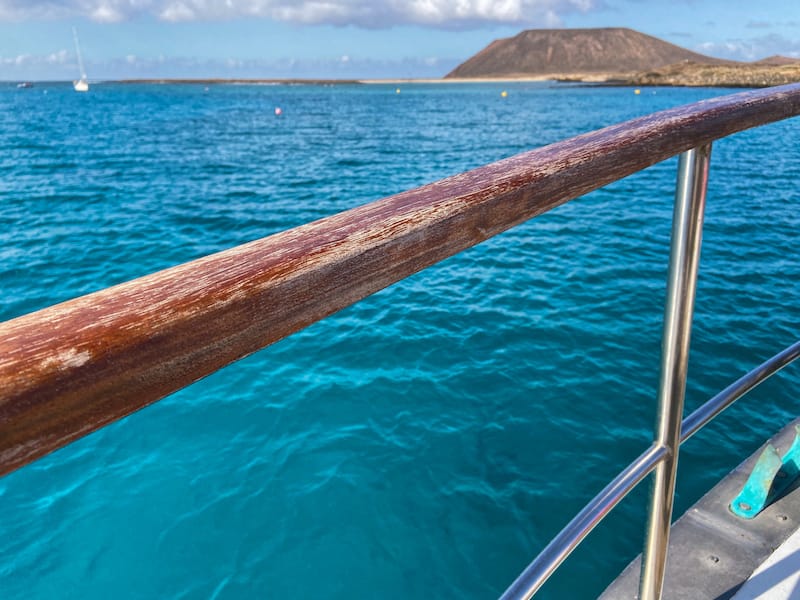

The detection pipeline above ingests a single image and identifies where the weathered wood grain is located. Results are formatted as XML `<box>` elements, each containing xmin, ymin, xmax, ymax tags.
<box><xmin>2</xmin><ymin>84</ymin><xmax>800</xmax><ymax>477</ymax></box>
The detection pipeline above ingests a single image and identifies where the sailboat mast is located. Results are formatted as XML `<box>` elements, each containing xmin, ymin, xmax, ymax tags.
<box><xmin>72</xmin><ymin>27</ymin><xmax>87</xmax><ymax>80</ymax></box>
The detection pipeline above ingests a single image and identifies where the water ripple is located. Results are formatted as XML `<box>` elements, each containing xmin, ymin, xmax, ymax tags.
<box><xmin>0</xmin><ymin>83</ymin><xmax>798</xmax><ymax>599</ymax></box>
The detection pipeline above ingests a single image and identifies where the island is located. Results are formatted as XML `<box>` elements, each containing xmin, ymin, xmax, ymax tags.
<box><xmin>445</xmin><ymin>28</ymin><xmax>800</xmax><ymax>88</ymax></box>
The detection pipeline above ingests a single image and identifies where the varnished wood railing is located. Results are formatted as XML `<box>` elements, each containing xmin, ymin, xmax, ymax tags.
<box><xmin>2</xmin><ymin>83</ymin><xmax>800</xmax><ymax>479</ymax></box>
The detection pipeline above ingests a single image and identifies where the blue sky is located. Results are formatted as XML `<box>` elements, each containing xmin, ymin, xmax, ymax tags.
<box><xmin>1</xmin><ymin>0</ymin><xmax>798</xmax><ymax>80</ymax></box>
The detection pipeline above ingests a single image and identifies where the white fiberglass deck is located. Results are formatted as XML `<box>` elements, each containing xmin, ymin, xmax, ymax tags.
<box><xmin>732</xmin><ymin>527</ymin><xmax>800</xmax><ymax>600</ymax></box>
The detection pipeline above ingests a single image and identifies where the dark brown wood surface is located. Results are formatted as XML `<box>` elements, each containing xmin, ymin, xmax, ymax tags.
<box><xmin>2</xmin><ymin>84</ymin><xmax>800</xmax><ymax>477</ymax></box>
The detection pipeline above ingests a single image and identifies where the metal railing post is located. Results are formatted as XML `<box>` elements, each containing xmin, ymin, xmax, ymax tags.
<box><xmin>639</xmin><ymin>143</ymin><xmax>712</xmax><ymax>600</ymax></box>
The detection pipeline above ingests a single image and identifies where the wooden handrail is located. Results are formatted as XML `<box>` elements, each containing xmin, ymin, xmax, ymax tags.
<box><xmin>2</xmin><ymin>83</ymin><xmax>800</xmax><ymax>477</ymax></box>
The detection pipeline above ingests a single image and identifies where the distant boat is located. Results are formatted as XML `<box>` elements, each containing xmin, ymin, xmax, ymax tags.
<box><xmin>17</xmin><ymin>82</ymin><xmax>33</xmax><ymax>89</ymax></box>
<box><xmin>72</xmin><ymin>27</ymin><xmax>89</xmax><ymax>92</ymax></box>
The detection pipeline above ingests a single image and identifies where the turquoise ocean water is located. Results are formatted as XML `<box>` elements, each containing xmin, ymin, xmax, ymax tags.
<box><xmin>1</xmin><ymin>82</ymin><xmax>798</xmax><ymax>599</ymax></box>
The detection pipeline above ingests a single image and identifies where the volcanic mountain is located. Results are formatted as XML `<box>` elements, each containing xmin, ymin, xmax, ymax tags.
<box><xmin>446</xmin><ymin>28</ymin><xmax>734</xmax><ymax>78</ymax></box>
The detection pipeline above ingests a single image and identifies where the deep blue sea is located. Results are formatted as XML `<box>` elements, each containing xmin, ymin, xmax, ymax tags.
<box><xmin>0</xmin><ymin>81</ymin><xmax>798</xmax><ymax>599</ymax></box>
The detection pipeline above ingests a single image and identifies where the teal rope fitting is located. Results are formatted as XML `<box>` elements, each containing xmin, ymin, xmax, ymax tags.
<box><xmin>730</xmin><ymin>425</ymin><xmax>800</xmax><ymax>519</ymax></box>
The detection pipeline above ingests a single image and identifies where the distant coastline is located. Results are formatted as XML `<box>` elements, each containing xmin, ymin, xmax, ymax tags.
<box><xmin>109</xmin><ymin>67</ymin><xmax>800</xmax><ymax>89</ymax></box>
<box><xmin>116</xmin><ymin>78</ymin><xmax>364</xmax><ymax>85</ymax></box>
<box><xmin>9</xmin><ymin>75</ymin><xmax>798</xmax><ymax>88</ymax></box>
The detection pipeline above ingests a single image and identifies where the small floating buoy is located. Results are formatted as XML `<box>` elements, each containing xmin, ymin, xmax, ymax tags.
<box><xmin>634</xmin><ymin>89</ymin><xmax>641</xmax><ymax>95</ymax></box>
<box><xmin>396</xmin><ymin>88</ymin><xmax>401</xmax><ymax>94</ymax></box>
<box><xmin>501</xmin><ymin>90</ymin><xmax>508</xmax><ymax>98</ymax></box>
<box><xmin>275</xmin><ymin>107</ymin><xmax>282</xmax><ymax>116</ymax></box>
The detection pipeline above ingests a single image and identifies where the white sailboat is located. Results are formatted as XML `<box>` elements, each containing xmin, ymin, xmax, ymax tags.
<box><xmin>72</xmin><ymin>27</ymin><xmax>89</xmax><ymax>92</ymax></box>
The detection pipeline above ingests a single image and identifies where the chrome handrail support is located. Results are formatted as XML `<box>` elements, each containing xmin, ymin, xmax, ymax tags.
<box><xmin>639</xmin><ymin>144</ymin><xmax>712</xmax><ymax>600</ymax></box>
<box><xmin>498</xmin><ymin>144</ymin><xmax>715</xmax><ymax>600</ymax></box>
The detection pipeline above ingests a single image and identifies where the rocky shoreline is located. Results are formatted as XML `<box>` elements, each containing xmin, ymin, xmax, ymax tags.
<box><xmin>621</xmin><ymin>61</ymin><xmax>800</xmax><ymax>88</ymax></box>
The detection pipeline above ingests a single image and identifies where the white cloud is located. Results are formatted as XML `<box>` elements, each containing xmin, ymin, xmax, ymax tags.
<box><xmin>0</xmin><ymin>0</ymin><xmax>599</xmax><ymax>27</ymax></box>
<box><xmin>160</xmin><ymin>2</ymin><xmax>198</xmax><ymax>21</ymax></box>
<box><xmin>0</xmin><ymin>49</ymin><xmax>462</xmax><ymax>79</ymax></box>
<box><xmin>0</xmin><ymin>51</ymin><xmax>62</xmax><ymax>67</ymax></box>
<box><xmin>0</xmin><ymin>52</ymin><xmax>67</xmax><ymax>67</ymax></box>
<box><xmin>90</xmin><ymin>2</ymin><xmax>128</xmax><ymax>22</ymax></box>
<box><xmin>698</xmin><ymin>34</ymin><xmax>800</xmax><ymax>61</ymax></box>
<box><xmin>46</xmin><ymin>49</ymin><xmax>69</xmax><ymax>63</ymax></box>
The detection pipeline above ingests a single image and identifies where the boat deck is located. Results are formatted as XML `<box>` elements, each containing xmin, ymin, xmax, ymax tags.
<box><xmin>600</xmin><ymin>418</ymin><xmax>800</xmax><ymax>600</ymax></box>
<box><xmin>732</xmin><ymin>526</ymin><xmax>800</xmax><ymax>599</ymax></box>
